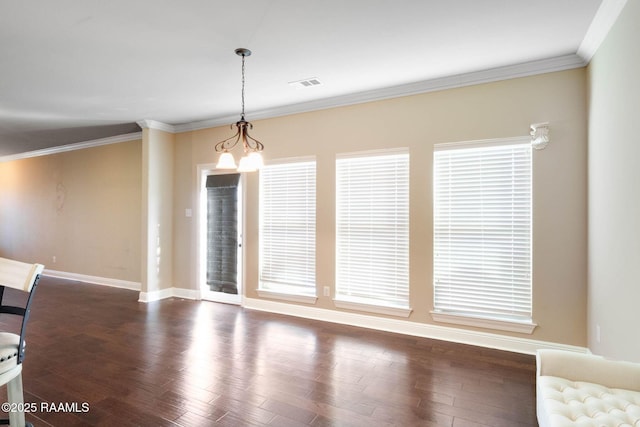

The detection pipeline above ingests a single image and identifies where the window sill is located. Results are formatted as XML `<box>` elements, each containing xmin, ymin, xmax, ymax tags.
<box><xmin>430</xmin><ymin>311</ymin><xmax>537</xmax><ymax>334</ymax></box>
<box><xmin>257</xmin><ymin>289</ymin><xmax>317</xmax><ymax>305</ymax></box>
<box><xmin>334</xmin><ymin>298</ymin><xmax>412</xmax><ymax>318</ymax></box>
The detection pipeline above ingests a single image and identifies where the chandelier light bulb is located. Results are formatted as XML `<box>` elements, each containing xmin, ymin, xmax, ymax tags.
<box><xmin>215</xmin><ymin>152</ymin><xmax>237</xmax><ymax>169</ymax></box>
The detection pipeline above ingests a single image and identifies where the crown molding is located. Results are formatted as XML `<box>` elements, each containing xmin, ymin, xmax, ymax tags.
<box><xmin>175</xmin><ymin>53</ymin><xmax>586</xmax><ymax>133</ymax></box>
<box><xmin>578</xmin><ymin>0</ymin><xmax>629</xmax><ymax>62</ymax></box>
<box><xmin>136</xmin><ymin>119</ymin><xmax>176</xmax><ymax>133</ymax></box>
<box><xmin>0</xmin><ymin>132</ymin><xmax>143</xmax><ymax>163</ymax></box>
<box><xmin>1</xmin><ymin>48</ymin><xmax>598</xmax><ymax>162</ymax></box>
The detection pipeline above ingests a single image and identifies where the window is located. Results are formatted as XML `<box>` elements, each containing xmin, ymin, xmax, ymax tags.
<box><xmin>432</xmin><ymin>138</ymin><xmax>533</xmax><ymax>332</ymax></box>
<box><xmin>335</xmin><ymin>150</ymin><xmax>410</xmax><ymax>316</ymax></box>
<box><xmin>259</xmin><ymin>160</ymin><xmax>316</xmax><ymax>299</ymax></box>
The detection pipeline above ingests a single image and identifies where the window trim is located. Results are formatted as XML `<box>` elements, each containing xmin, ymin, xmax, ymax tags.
<box><xmin>334</xmin><ymin>298</ymin><xmax>412</xmax><ymax>318</ymax></box>
<box><xmin>257</xmin><ymin>289</ymin><xmax>318</xmax><ymax>305</ymax></box>
<box><xmin>430</xmin><ymin>311</ymin><xmax>537</xmax><ymax>334</ymax></box>
<box><xmin>258</xmin><ymin>157</ymin><xmax>317</xmax><ymax>299</ymax></box>
<box><xmin>432</xmin><ymin>136</ymin><xmax>536</xmax><ymax>334</ymax></box>
<box><xmin>334</xmin><ymin>149</ymin><xmax>412</xmax><ymax>316</ymax></box>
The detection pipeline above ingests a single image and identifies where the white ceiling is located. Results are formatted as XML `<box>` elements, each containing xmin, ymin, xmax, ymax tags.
<box><xmin>0</xmin><ymin>0</ymin><xmax>612</xmax><ymax>157</ymax></box>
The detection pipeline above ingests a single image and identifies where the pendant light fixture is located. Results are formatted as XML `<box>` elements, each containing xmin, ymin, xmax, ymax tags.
<box><xmin>214</xmin><ymin>48</ymin><xmax>264</xmax><ymax>172</ymax></box>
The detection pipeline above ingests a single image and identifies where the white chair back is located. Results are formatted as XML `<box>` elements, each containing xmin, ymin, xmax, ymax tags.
<box><xmin>0</xmin><ymin>257</ymin><xmax>44</xmax><ymax>292</ymax></box>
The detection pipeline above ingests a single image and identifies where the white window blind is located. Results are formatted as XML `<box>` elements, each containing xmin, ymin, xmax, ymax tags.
<box><xmin>433</xmin><ymin>140</ymin><xmax>532</xmax><ymax>322</ymax></box>
<box><xmin>259</xmin><ymin>160</ymin><xmax>316</xmax><ymax>295</ymax></box>
<box><xmin>336</xmin><ymin>151</ymin><xmax>410</xmax><ymax>308</ymax></box>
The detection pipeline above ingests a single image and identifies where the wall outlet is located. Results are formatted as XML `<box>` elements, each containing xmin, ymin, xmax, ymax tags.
<box><xmin>596</xmin><ymin>324</ymin><xmax>601</xmax><ymax>343</ymax></box>
<box><xmin>52</xmin><ymin>255</ymin><xmax>56</xmax><ymax>264</ymax></box>
<box><xmin>323</xmin><ymin>286</ymin><xmax>330</xmax><ymax>297</ymax></box>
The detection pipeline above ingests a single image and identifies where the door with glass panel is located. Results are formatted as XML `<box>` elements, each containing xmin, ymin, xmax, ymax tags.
<box><xmin>200</xmin><ymin>172</ymin><xmax>242</xmax><ymax>304</ymax></box>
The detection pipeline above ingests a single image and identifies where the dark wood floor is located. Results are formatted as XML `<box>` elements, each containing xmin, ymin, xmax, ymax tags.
<box><xmin>0</xmin><ymin>276</ymin><xmax>538</xmax><ymax>426</ymax></box>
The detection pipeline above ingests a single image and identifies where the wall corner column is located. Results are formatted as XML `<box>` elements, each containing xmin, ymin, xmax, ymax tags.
<box><xmin>139</xmin><ymin>120</ymin><xmax>176</xmax><ymax>301</ymax></box>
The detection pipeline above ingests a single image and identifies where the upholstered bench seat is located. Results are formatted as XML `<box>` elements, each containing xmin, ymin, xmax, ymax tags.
<box><xmin>537</xmin><ymin>350</ymin><xmax>640</xmax><ymax>427</ymax></box>
<box><xmin>538</xmin><ymin>375</ymin><xmax>640</xmax><ymax>426</ymax></box>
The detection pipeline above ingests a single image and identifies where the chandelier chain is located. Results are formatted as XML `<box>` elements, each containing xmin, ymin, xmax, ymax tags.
<box><xmin>240</xmin><ymin>53</ymin><xmax>246</xmax><ymax>120</ymax></box>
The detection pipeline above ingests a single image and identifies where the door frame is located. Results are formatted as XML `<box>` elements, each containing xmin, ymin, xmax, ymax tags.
<box><xmin>196</xmin><ymin>163</ymin><xmax>245</xmax><ymax>305</ymax></box>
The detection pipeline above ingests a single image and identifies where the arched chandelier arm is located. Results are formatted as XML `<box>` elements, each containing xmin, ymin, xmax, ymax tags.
<box><xmin>214</xmin><ymin>125</ymin><xmax>241</xmax><ymax>152</ymax></box>
<box><xmin>242</xmin><ymin>128</ymin><xmax>264</xmax><ymax>152</ymax></box>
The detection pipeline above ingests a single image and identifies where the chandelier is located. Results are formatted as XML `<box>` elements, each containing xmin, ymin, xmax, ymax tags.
<box><xmin>214</xmin><ymin>48</ymin><xmax>264</xmax><ymax>172</ymax></box>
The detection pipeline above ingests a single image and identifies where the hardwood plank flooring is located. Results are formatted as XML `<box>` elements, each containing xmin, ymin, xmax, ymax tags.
<box><xmin>0</xmin><ymin>277</ymin><xmax>538</xmax><ymax>426</ymax></box>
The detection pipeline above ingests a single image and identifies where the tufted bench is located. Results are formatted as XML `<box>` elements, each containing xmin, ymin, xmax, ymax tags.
<box><xmin>537</xmin><ymin>349</ymin><xmax>640</xmax><ymax>427</ymax></box>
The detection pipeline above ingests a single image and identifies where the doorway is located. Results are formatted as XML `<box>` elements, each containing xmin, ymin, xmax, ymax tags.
<box><xmin>199</xmin><ymin>168</ymin><xmax>243</xmax><ymax>305</ymax></box>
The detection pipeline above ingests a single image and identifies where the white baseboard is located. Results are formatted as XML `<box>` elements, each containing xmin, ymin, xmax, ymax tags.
<box><xmin>138</xmin><ymin>288</ymin><xmax>200</xmax><ymax>302</ymax></box>
<box><xmin>44</xmin><ymin>269</ymin><xmax>141</xmax><ymax>291</ymax></box>
<box><xmin>172</xmin><ymin>288</ymin><xmax>200</xmax><ymax>300</ymax></box>
<box><xmin>244</xmin><ymin>297</ymin><xmax>588</xmax><ymax>356</ymax></box>
<box><xmin>138</xmin><ymin>287</ymin><xmax>200</xmax><ymax>302</ymax></box>
<box><xmin>42</xmin><ymin>269</ymin><xmax>200</xmax><ymax>302</ymax></box>
<box><xmin>138</xmin><ymin>288</ymin><xmax>174</xmax><ymax>302</ymax></box>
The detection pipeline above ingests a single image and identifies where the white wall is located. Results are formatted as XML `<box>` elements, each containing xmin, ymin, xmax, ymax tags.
<box><xmin>587</xmin><ymin>0</ymin><xmax>640</xmax><ymax>362</ymax></box>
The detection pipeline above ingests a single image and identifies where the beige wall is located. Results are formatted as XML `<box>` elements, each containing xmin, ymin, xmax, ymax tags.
<box><xmin>587</xmin><ymin>0</ymin><xmax>640</xmax><ymax>362</ymax></box>
<box><xmin>0</xmin><ymin>68</ymin><xmax>589</xmax><ymax>348</ymax></box>
<box><xmin>175</xmin><ymin>68</ymin><xmax>588</xmax><ymax>346</ymax></box>
<box><xmin>0</xmin><ymin>140</ymin><xmax>142</xmax><ymax>282</ymax></box>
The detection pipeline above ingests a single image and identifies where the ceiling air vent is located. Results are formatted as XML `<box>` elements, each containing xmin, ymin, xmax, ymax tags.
<box><xmin>288</xmin><ymin>77</ymin><xmax>322</xmax><ymax>88</ymax></box>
